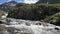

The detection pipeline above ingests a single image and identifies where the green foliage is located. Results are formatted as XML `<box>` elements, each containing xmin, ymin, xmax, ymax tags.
<box><xmin>0</xmin><ymin>10</ymin><xmax>7</xmax><ymax>19</ymax></box>
<box><xmin>21</xmin><ymin>4</ymin><xmax>33</xmax><ymax>8</ymax></box>
<box><xmin>48</xmin><ymin>12</ymin><xmax>60</xmax><ymax>25</ymax></box>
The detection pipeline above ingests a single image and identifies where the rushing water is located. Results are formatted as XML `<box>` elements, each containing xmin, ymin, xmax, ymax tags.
<box><xmin>0</xmin><ymin>13</ymin><xmax>60</xmax><ymax>34</ymax></box>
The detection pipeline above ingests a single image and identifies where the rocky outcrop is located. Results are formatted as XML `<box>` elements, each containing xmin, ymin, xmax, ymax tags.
<box><xmin>7</xmin><ymin>5</ymin><xmax>60</xmax><ymax>21</ymax></box>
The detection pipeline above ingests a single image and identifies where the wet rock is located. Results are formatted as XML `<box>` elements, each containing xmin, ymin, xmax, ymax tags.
<box><xmin>0</xmin><ymin>30</ymin><xmax>10</xmax><ymax>34</ymax></box>
<box><xmin>36</xmin><ymin>23</ymin><xmax>41</xmax><ymax>25</ymax></box>
<box><xmin>0</xmin><ymin>21</ymin><xmax>4</xmax><ymax>24</ymax></box>
<box><xmin>55</xmin><ymin>27</ymin><xmax>60</xmax><ymax>30</ymax></box>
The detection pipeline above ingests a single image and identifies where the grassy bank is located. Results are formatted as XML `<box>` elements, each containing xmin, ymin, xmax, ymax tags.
<box><xmin>48</xmin><ymin>4</ymin><xmax>60</xmax><ymax>7</ymax></box>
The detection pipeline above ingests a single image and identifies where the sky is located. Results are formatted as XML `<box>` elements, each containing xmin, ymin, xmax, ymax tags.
<box><xmin>0</xmin><ymin>0</ymin><xmax>39</xmax><ymax>4</ymax></box>
<box><xmin>0</xmin><ymin>0</ymin><xmax>23</xmax><ymax>4</ymax></box>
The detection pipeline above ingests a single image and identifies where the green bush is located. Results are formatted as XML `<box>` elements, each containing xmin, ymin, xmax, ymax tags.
<box><xmin>49</xmin><ymin>12</ymin><xmax>60</xmax><ymax>26</ymax></box>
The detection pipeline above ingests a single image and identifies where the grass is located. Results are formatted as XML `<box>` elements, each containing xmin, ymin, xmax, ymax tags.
<box><xmin>37</xmin><ymin>3</ymin><xmax>60</xmax><ymax>7</ymax></box>
<box><xmin>48</xmin><ymin>3</ymin><xmax>60</xmax><ymax>7</ymax></box>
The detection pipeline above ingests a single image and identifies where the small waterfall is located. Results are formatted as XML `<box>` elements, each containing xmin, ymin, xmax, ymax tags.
<box><xmin>1</xmin><ymin>13</ymin><xmax>8</xmax><ymax>19</ymax></box>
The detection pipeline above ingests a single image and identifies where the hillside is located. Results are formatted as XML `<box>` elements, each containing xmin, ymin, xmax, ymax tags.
<box><xmin>0</xmin><ymin>1</ymin><xmax>17</xmax><ymax>11</ymax></box>
<box><xmin>6</xmin><ymin>3</ymin><xmax>60</xmax><ymax>26</ymax></box>
<box><xmin>7</xmin><ymin>4</ymin><xmax>59</xmax><ymax>20</ymax></box>
<box><xmin>36</xmin><ymin>0</ymin><xmax>60</xmax><ymax>4</ymax></box>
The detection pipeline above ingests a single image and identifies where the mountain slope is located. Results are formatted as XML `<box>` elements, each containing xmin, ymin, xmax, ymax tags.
<box><xmin>36</xmin><ymin>0</ymin><xmax>47</xmax><ymax>4</ymax></box>
<box><xmin>36</xmin><ymin>0</ymin><xmax>60</xmax><ymax>4</ymax></box>
<box><xmin>0</xmin><ymin>1</ymin><xmax>17</xmax><ymax>11</ymax></box>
